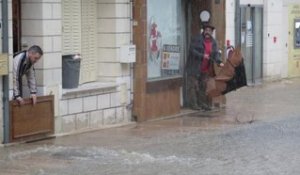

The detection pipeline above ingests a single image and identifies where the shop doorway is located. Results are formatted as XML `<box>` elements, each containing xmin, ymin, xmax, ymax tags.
<box><xmin>9</xmin><ymin>1</ymin><xmax>55</xmax><ymax>143</ymax></box>
<box><xmin>183</xmin><ymin>0</ymin><xmax>226</xmax><ymax>107</ymax></box>
<box><xmin>132</xmin><ymin>0</ymin><xmax>226</xmax><ymax>121</ymax></box>
<box><xmin>240</xmin><ymin>6</ymin><xmax>263</xmax><ymax>85</ymax></box>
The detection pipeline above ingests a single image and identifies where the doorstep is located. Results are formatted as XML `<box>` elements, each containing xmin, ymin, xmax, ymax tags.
<box><xmin>147</xmin><ymin>108</ymin><xmax>199</xmax><ymax>122</ymax></box>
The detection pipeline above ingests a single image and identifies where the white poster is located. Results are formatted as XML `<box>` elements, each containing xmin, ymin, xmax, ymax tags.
<box><xmin>147</xmin><ymin>0</ymin><xmax>181</xmax><ymax>79</ymax></box>
<box><xmin>162</xmin><ymin>45</ymin><xmax>180</xmax><ymax>70</ymax></box>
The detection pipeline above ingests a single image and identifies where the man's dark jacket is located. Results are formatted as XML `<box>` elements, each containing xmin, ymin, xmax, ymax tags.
<box><xmin>186</xmin><ymin>34</ymin><xmax>222</xmax><ymax>77</ymax></box>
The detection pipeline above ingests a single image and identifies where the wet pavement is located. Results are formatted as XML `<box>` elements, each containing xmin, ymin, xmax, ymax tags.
<box><xmin>1</xmin><ymin>79</ymin><xmax>300</xmax><ymax>175</ymax></box>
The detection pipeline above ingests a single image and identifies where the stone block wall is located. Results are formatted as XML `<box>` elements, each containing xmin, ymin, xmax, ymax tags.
<box><xmin>96</xmin><ymin>0</ymin><xmax>133</xmax><ymax>124</ymax></box>
<box><xmin>57</xmin><ymin>84</ymin><xmax>130</xmax><ymax>134</ymax></box>
<box><xmin>263</xmin><ymin>0</ymin><xmax>284</xmax><ymax>81</ymax></box>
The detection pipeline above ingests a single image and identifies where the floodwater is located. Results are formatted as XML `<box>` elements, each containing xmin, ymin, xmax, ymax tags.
<box><xmin>1</xmin><ymin>79</ymin><xmax>300</xmax><ymax>175</ymax></box>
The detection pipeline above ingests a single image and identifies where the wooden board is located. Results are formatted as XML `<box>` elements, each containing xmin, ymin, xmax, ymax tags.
<box><xmin>0</xmin><ymin>54</ymin><xmax>9</xmax><ymax>75</ymax></box>
<box><xmin>145</xmin><ymin>86</ymin><xmax>181</xmax><ymax>121</ymax></box>
<box><xmin>10</xmin><ymin>95</ymin><xmax>54</xmax><ymax>142</ymax></box>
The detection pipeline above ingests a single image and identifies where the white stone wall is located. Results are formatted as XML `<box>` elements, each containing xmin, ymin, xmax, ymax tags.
<box><xmin>56</xmin><ymin>0</ymin><xmax>133</xmax><ymax>135</ymax></box>
<box><xmin>20</xmin><ymin>0</ymin><xmax>62</xmax><ymax>116</ymax></box>
<box><xmin>227</xmin><ymin>0</ymin><xmax>286</xmax><ymax>81</ymax></box>
<box><xmin>226</xmin><ymin>0</ymin><xmax>235</xmax><ymax>47</ymax></box>
<box><xmin>58</xmin><ymin>85</ymin><xmax>130</xmax><ymax>134</ymax></box>
<box><xmin>96</xmin><ymin>0</ymin><xmax>132</xmax><ymax>120</ymax></box>
<box><xmin>8</xmin><ymin>0</ymin><xmax>13</xmax><ymax>99</ymax></box>
<box><xmin>282</xmin><ymin>1</ymin><xmax>289</xmax><ymax>79</ymax></box>
<box><xmin>97</xmin><ymin>0</ymin><xmax>131</xmax><ymax>81</ymax></box>
<box><xmin>263</xmin><ymin>0</ymin><xmax>284</xmax><ymax>81</ymax></box>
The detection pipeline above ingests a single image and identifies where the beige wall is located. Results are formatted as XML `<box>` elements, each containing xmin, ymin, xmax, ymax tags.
<box><xmin>284</xmin><ymin>0</ymin><xmax>300</xmax><ymax>78</ymax></box>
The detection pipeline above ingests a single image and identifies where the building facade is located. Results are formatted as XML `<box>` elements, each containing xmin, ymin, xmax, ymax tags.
<box><xmin>2</xmin><ymin>0</ymin><xmax>300</xmax><ymax>144</ymax></box>
<box><xmin>132</xmin><ymin>0</ymin><xmax>226</xmax><ymax>121</ymax></box>
<box><xmin>1</xmin><ymin>0</ymin><xmax>134</xmax><ymax>143</ymax></box>
<box><xmin>226</xmin><ymin>0</ymin><xmax>300</xmax><ymax>84</ymax></box>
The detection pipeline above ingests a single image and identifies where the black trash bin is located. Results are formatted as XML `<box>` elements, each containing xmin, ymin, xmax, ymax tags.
<box><xmin>62</xmin><ymin>54</ymin><xmax>81</xmax><ymax>89</ymax></box>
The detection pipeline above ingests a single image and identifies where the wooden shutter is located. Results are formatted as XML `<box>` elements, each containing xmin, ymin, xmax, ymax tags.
<box><xmin>62</xmin><ymin>0</ymin><xmax>97</xmax><ymax>84</ymax></box>
<box><xmin>80</xmin><ymin>0</ymin><xmax>97</xmax><ymax>83</ymax></box>
<box><xmin>62</xmin><ymin>0</ymin><xmax>81</xmax><ymax>55</ymax></box>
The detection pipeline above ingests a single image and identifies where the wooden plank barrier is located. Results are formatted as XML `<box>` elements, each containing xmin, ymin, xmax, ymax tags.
<box><xmin>9</xmin><ymin>95</ymin><xmax>54</xmax><ymax>142</ymax></box>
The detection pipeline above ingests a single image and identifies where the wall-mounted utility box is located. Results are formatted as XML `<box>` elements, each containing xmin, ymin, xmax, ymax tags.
<box><xmin>120</xmin><ymin>45</ymin><xmax>136</xmax><ymax>63</ymax></box>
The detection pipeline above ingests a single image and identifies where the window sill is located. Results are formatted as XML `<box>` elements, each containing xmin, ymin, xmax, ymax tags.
<box><xmin>62</xmin><ymin>82</ymin><xmax>118</xmax><ymax>99</ymax></box>
<box><xmin>147</xmin><ymin>75</ymin><xmax>182</xmax><ymax>83</ymax></box>
<box><xmin>146</xmin><ymin>76</ymin><xmax>183</xmax><ymax>93</ymax></box>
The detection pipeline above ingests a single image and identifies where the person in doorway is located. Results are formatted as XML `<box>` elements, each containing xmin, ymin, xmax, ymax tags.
<box><xmin>186</xmin><ymin>24</ymin><xmax>224</xmax><ymax>111</ymax></box>
<box><xmin>13</xmin><ymin>45</ymin><xmax>43</xmax><ymax>105</ymax></box>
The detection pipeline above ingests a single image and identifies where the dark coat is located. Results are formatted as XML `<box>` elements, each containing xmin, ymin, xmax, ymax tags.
<box><xmin>186</xmin><ymin>34</ymin><xmax>222</xmax><ymax>77</ymax></box>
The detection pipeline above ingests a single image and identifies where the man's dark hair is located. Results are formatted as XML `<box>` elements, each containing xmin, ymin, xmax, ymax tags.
<box><xmin>28</xmin><ymin>45</ymin><xmax>43</xmax><ymax>56</ymax></box>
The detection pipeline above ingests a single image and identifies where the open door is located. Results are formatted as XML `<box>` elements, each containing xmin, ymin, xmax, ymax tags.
<box><xmin>10</xmin><ymin>1</ymin><xmax>55</xmax><ymax>143</ymax></box>
<box><xmin>240</xmin><ymin>6</ymin><xmax>263</xmax><ymax>85</ymax></box>
<box><xmin>12</xmin><ymin>0</ymin><xmax>22</xmax><ymax>53</ymax></box>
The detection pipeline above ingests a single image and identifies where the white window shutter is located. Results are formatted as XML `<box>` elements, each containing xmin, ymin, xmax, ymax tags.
<box><xmin>62</xmin><ymin>0</ymin><xmax>81</xmax><ymax>55</ymax></box>
<box><xmin>80</xmin><ymin>0</ymin><xmax>98</xmax><ymax>83</ymax></box>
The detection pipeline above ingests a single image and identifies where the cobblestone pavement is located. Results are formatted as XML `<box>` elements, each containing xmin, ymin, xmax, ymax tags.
<box><xmin>1</xmin><ymin>79</ymin><xmax>300</xmax><ymax>175</ymax></box>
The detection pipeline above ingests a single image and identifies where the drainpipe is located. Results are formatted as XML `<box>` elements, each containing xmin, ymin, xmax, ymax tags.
<box><xmin>128</xmin><ymin>0</ymin><xmax>134</xmax><ymax>115</ymax></box>
<box><xmin>2</xmin><ymin>0</ymin><xmax>10</xmax><ymax>144</ymax></box>
<box><xmin>235</xmin><ymin>0</ymin><xmax>241</xmax><ymax>47</ymax></box>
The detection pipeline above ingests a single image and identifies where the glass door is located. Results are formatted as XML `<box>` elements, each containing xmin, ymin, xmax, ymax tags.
<box><xmin>240</xmin><ymin>6</ymin><xmax>263</xmax><ymax>85</ymax></box>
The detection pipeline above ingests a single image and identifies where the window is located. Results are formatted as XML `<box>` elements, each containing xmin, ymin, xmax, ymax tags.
<box><xmin>147</xmin><ymin>0</ymin><xmax>184</xmax><ymax>80</ymax></box>
<box><xmin>295</xmin><ymin>19</ymin><xmax>300</xmax><ymax>49</ymax></box>
<box><xmin>62</xmin><ymin>0</ymin><xmax>97</xmax><ymax>84</ymax></box>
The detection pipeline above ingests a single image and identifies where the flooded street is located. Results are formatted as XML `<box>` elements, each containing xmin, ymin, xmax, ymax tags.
<box><xmin>1</xmin><ymin>79</ymin><xmax>300</xmax><ymax>175</ymax></box>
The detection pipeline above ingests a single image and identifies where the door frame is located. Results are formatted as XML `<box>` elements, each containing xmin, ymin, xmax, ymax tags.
<box><xmin>12</xmin><ymin>0</ymin><xmax>22</xmax><ymax>53</ymax></box>
<box><xmin>183</xmin><ymin>0</ymin><xmax>226</xmax><ymax>107</ymax></box>
<box><xmin>240</xmin><ymin>5</ymin><xmax>264</xmax><ymax>85</ymax></box>
<box><xmin>133</xmin><ymin>0</ymin><xmax>183</xmax><ymax>121</ymax></box>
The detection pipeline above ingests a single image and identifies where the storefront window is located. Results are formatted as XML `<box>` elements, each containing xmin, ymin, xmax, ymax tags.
<box><xmin>147</xmin><ymin>0</ymin><xmax>184</xmax><ymax>80</ymax></box>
